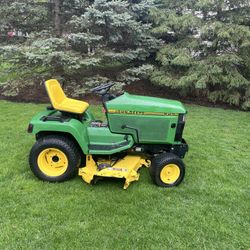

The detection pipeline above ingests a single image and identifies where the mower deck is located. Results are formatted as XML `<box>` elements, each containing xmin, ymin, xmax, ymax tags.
<box><xmin>79</xmin><ymin>155</ymin><xmax>150</xmax><ymax>189</ymax></box>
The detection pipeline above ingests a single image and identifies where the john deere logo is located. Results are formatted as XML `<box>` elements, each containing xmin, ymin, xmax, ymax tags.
<box><xmin>108</xmin><ymin>109</ymin><xmax>178</xmax><ymax>116</ymax></box>
<box><xmin>109</xmin><ymin>110</ymin><xmax>144</xmax><ymax>115</ymax></box>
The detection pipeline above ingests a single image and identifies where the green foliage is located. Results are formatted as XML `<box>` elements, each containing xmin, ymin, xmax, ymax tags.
<box><xmin>150</xmin><ymin>0</ymin><xmax>250</xmax><ymax>109</ymax></box>
<box><xmin>0</xmin><ymin>0</ymin><xmax>250</xmax><ymax>109</ymax></box>
<box><xmin>0</xmin><ymin>0</ymin><xmax>49</xmax><ymax>33</ymax></box>
<box><xmin>0</xmin><ymin>0</ymin><xmax>159</xmax><ymax>96</ymax></box>
<box><xmin>119</xmin><ymin>64</ymin><xmax>155</xmax><ymax>83</ymax></box>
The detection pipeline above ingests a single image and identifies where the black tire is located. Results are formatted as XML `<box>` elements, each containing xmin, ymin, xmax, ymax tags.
<box><xmin>150</xmin><ymin>152</ymin><xmax>185</xmax><ymax>187</ymax></box>
<box><xmin>29</xmin><ymin>135</ymin><xmax>81</xmax><ymax>182</ymax></box>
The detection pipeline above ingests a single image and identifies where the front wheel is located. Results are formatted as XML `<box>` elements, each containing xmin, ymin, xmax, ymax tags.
<box><xmin>29</xmin><ymin>135</ymin><xmax>81</xmax><ymax>182</ymax></box>
<box><xmin>150</xmin><ymin>153</ymin><xmax>185</xmax><ymax>187</ymax></box>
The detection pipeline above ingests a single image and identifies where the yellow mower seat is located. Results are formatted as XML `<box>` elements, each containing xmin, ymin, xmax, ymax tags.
<box><xmin>45</xmin><ymin>79</ymin><xmax>89</xmax><ymax>114</ymax></box>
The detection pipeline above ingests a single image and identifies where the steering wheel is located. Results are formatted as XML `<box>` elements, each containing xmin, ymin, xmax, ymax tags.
<box><xmin>90</xmin><ymin>82</ymin><xmax>115</xmax><ymax>95</ymax></box>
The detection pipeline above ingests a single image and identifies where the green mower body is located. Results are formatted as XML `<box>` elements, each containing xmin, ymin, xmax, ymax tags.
<box><xmin>29</xmin><ymin>92</ymin><xmax>187</xmax><ymax>155</ymax></box>
<box><xmin>28</xmin><ymin>80</ymin><xmax>188</xmax><ymax>188</ymax></box>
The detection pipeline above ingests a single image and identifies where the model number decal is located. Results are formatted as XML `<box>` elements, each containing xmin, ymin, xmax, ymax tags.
<box><xmin>108</xmin><ymin>109</ymin><xmax>178</xmax><ymax>116</ymax></box>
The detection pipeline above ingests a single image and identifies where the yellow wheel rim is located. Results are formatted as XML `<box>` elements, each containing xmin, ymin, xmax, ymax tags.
<box><xmin>37</xmin><ymin>148</ymin><xmax>68</xmax><ymax>177</ymax></box>
<box><xmin>160</xmin><ymin>164</ymin><xmax>180</xmax><ymax>184</ymax></box>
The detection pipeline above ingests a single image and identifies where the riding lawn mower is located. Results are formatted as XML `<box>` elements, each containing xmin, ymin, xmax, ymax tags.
<box><xmin>27</xmin><ymin>79</ymin><xmax>188</xmax><ymax>189</ymax></box>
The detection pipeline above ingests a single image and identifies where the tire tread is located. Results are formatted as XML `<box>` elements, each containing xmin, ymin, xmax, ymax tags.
<box><xmin>150</xmin><ymin>152</ymin><xmax>185</xmax><ymax>187</ymax></box>
<box><xmin>29</xmin><ymin>135</ymin><xmax>81</xmax><ymax>182</ymax></box>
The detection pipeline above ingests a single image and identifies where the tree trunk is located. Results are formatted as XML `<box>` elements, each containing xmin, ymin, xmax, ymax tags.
<box><xmin>53</xmin><ymin>0</ymin><xmax>61</xmax><ymax>37</ymax></box>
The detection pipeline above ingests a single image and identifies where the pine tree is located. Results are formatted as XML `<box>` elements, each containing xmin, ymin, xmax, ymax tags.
<box><xmin>1</xmin><ymin>0</ymin><xmax>250</xmax><ymax>109</ymax></box>
<box><xmin>0</xmin><ymin>0</ymin><xmax>159</xmax><ymax>96</ymax></box>
<box><xmin>150</xmin><ymin>0</ymin><xmax>250</xmax><ymax>109</ymax></box>
<box><xmin>0</xmin><ymin>0</ymin><xmax>50</xmax><ymax>33</ymax></box>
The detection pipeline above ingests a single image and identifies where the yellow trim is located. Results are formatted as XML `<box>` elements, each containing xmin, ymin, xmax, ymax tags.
<box><xmin>108</xmin><ymin>109</ymin><xmax>178</xmax><ymax>116</ymax></box>
<box><xmin>45</xmin><ymin>79</ymin><xmax>89</xmax><ymax>114</ymax></box>
<box><xmin>160</xmin><ymin>164</ymin><xmax>180</xmax><ymax>184</ymax></box>
<box><xmin>37</xmin><ymin>148</ymin><xmax>68</xmax><ymax>177</ymax></box>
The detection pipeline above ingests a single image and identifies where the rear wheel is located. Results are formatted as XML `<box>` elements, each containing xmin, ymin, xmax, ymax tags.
<box><xmin>29</xmin><ymin>135</ymin><xmax>81</xmax><ymax>182</ymax></box>
<box><xmin>150</xmin><ymin>152</ymin><xmax>185</xmax><ymax>187</ymax></box>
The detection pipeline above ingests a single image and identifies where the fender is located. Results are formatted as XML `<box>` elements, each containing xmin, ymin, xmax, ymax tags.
<box><xmin>29</xmin><ymin>110</ymin><xmax>89</xmax><ymax>154</ymax></box>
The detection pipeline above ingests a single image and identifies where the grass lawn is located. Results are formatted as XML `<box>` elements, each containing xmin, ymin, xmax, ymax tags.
<box><xmin>0</xmin><ymin>100</ymin><xmax>249</xmax><ymax>249</ymax></box>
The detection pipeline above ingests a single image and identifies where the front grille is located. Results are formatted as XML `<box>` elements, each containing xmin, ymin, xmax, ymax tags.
<box><xmin>174</xmin><ymin>114</ymin><xmax>185</xmax><ymax>141</ymax></box>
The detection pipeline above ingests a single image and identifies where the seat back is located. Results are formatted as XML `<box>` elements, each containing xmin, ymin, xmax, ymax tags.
<box><xmin>45</xmin><ymin>79</ymin><xmax>66</xmax><ymax>108</ymax></box>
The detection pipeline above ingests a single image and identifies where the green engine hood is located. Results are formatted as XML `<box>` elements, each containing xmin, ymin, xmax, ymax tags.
<box><xmin>106</xmin><ymin>92</ymin><xmax>186</xmax><ymax>114</ymax></box>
